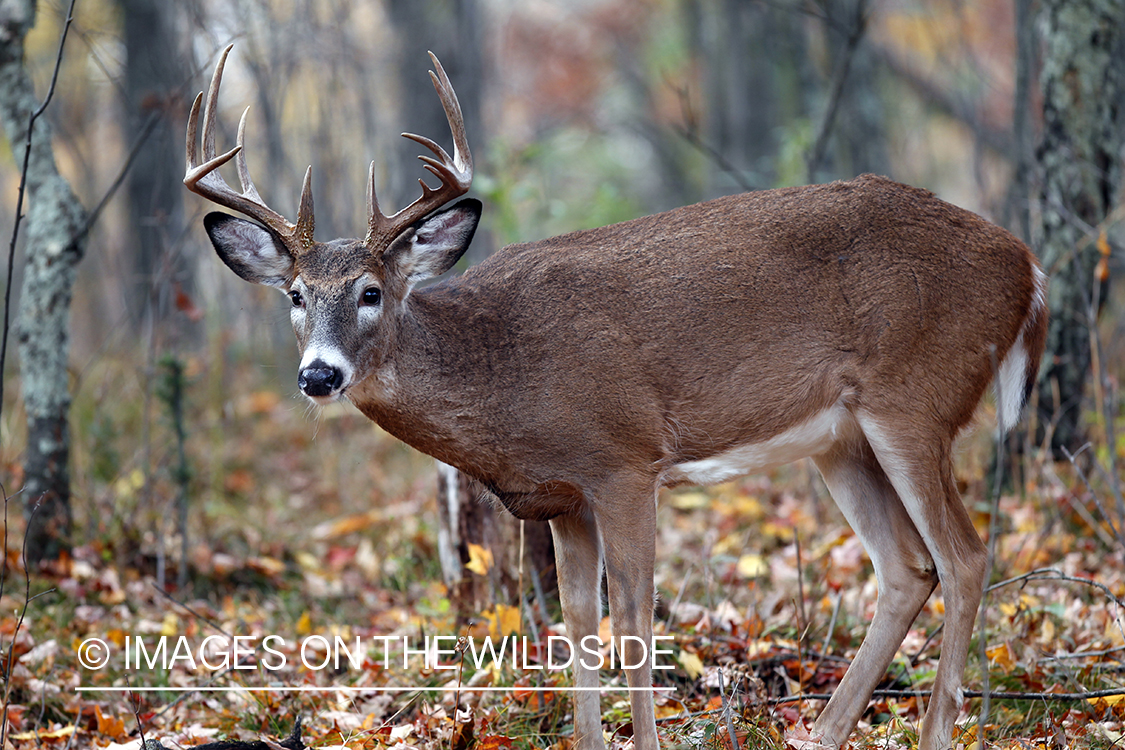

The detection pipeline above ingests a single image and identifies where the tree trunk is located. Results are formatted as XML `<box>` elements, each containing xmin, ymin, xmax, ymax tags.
<box><xmin>0</xmin><ymin>0</ymin><xmax>88</xmax><ymax>563</ymax></box>
<box><xmin>1034</xmin><ymin>0</ymin><xmax>1125</xmax><ymax>456</ymax></box>
<box><xmin>118</xmin><ymin>0</ymin><xmax>189</xmax><ymax>331</ymax></box>
<box><xmin>435</xmin><ymin>462</ymin><xmax>556</xmax><ymax>618</ymax></box>
<box><xmin>385</xmin><ymin>0</ymin><xmax>486</xmax><ymax>260</ymax></box>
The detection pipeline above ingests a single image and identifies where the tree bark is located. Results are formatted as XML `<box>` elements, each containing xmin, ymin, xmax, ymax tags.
<box><xmin>435</xmin><ymin>462</ymin><xmax>556</xmax><ymax>618</ymax></box>
<box><xmin>0</xmin><ymin>0</ymin><xmax>87</xmax><ymax>563</ymax></box>
<box><xmin>385</xmin><ymin>0</ymin><xmax>485</xmax><ymax>261</ymax></box>
<box><xmin>1034</xmin><ymin>0</ymin><xmax>1125</xmax><ymax>455</ymax></box>
<box><xmin>118</xmin><ymin>0</ymin><xmax>188</xmax><ymax>330</ymax></box>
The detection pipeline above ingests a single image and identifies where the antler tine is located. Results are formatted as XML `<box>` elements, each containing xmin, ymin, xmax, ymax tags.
<box><xmin>427</xmin><ymin>51</ymin><xmax>472</xmax><ymax>175</ymax></box>
<box><xmin>200</xmin><ymin>45</ymin><xmax>229</xmax><ymax>163</ymax></box>
<box><xmin>184</xmin><ymin>44</ymin><xmax>314</xmax><ymax>252</ymax></box>
<box><xmin>235</xmin><ymin>107</ymin><xmax>263</xmax><ymax>203</ymax></box>
<box><xmin>364</xmin><ymin>53</ymin><xmax>473</xmax><ymax>249</ymax></box>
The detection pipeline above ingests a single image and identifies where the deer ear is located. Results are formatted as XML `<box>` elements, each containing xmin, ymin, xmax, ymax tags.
<box><xmin>204</xmin><ymin>212</ymin><xmax>294</xmax><ymax>288</ymax></box>
<box><xmin>392</xmin><ymin>199</ymin><xmax>481</xmax><ymax>284</ymax></box>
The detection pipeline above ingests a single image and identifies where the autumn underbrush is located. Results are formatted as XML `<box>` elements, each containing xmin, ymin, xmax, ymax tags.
<box><xmin>0</xmin><ymin>346</ymin><xmax>1122</xmax><ymax>749</ymax></box>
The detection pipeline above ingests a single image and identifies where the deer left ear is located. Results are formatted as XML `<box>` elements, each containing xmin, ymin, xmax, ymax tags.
<box><xmin>391</xmin><ymin>199</ymin><xmax>481</xmax><ymax>284</ymax></box>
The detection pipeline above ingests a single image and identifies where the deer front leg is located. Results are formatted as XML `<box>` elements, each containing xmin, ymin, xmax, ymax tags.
<box><xmin>595</xmin><ymin>480</ymin><xmax>658</xmax><ymax>750</ymax></box>
<box><xmin>550</xmin><ymin>511</ymin><xmax>606</xmax><ymax>750</ymax></box>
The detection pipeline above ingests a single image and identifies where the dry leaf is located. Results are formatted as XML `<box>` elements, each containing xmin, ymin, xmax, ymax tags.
<box><xmin>466</xmin><ymin>543</ymin><xmax>494</xmax><ymax>576</ymax></box>
<box><xmin>678</xmin><ymin>650</ymin><xmax>705</xmax><ymax>679</ymax></box>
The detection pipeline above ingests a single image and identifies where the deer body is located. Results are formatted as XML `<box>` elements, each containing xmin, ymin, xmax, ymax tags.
<box><xmin>186</xmin><ymin>48</ymin><xmax>1048</xmax><ymax>750</ymax></box>
<box><xmin>352</xmin><ymin>179</ymin><xmax>1038</xmax><ymax>503</ymax></box>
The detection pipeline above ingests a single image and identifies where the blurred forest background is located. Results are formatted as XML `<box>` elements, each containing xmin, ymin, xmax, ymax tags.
<box><xmin>0</xmin><ymin>0</ymin><xmax>1123</xmax><ymax>747</ymax></box>
<box><xmin>3</xmin><ymin>0</ymin><xmax>1120</xmax><ymax>551</ymax></box>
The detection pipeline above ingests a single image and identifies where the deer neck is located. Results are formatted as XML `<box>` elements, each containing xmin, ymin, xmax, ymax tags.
<box><xmin>347</xmin><ymin>280</ymin><xmax>498</xmax><ymax>469</ymax></box>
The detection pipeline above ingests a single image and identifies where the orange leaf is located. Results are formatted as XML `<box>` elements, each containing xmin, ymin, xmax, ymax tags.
<box><xmin>985</xmin><ymin>642</ymin><xmax>1016</xmax><ymax>673</ymax></box>
<box><xmin>94</xmin><ymin>705</ymin><xmax>128</xmax><ymax>741</ymax></box>
<box><xmin>466</xmin><ymin>543</ymin><xmax>494</xmax><ymax>576</ymax></box>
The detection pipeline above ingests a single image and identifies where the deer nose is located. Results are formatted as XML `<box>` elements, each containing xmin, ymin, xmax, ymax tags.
<box><xmin>298</xmin><ymin>359</ymin><xmax>344</xmax><ymax>398</ymax></box>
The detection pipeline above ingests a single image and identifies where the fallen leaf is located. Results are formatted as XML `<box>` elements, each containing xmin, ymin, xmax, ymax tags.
<box><xmin>94</xmin><ymin>705</ymin><xmax>128</xmax><ymax>742</ymax></box>
<box><xmin>466</xmin><ymin>543</ymin><xmax>494</xmax><ymax>576</ymax></box>
<box><xmin>986</xmin><ymin>642</ymin><xmax>1016</xmax><ymax>673</ymax></box>
<box><xmin>679</xmin><ymin>650</ymin><xmax>705</xmax><ymax>679</ymax></box>
<box><xmin>736</xmin><ymin>553</ymin><xmax>768</xmax><ymax>578</ymax></box>
<box><xmin>9</xmin><ymin>725</ymin><xmax>74</xmax><ymax>741</ymax></box>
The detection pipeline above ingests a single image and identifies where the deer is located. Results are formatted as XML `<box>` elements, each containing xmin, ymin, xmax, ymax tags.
<box><xmin>185</xmin><ymin>45</ymin><xmax>1048</xmax><ymax>750</ymax></box>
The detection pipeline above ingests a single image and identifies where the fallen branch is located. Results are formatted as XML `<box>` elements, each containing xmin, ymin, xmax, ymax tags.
<box><xmin>769</xmin><ymin>686</ymin><xmax>1125</xmax><ymax>704</ymax></box>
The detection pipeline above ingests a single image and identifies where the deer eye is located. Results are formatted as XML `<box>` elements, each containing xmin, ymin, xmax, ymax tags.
<box><xmin>289</xmin><ymin>290</ymin><xmax>304</xmax><ymax>308</ymax></box>
<box><xmin>361</xmin><ymin>287</ymin><xmax>382</xmax><ymax>306</ymax></box>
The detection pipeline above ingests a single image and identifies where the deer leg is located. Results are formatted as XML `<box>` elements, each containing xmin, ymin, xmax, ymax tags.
<box><xmin>595</xmin><ymin>479</ymin><xmax>658</xmax><ymax>750</ymax></box>
<box><xmin>812</xmin><ymin>436</ymin><xmax>938</xmax><ymax>746</ymax></box>
<box><xmin>550</xmin><ymin>510</ymin><xmax>606</xmax><ymax>750</ymax></box>
<box><xmin>859</xmin><ymin>416</ymin><xmax>988</xmax><ymax>750</ymax></box>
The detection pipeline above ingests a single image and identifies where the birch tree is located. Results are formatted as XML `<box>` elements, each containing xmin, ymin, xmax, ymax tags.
<box><xmin>0</xmin><ymin>0</ymin><xmax>86</xmax><ymax>563</ymax></box>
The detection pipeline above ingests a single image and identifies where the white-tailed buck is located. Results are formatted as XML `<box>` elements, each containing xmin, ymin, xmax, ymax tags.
<box><xmin>186</xmin><ymin>46</ymin><xmax>1048</xmax><ymax>750</ymax></box>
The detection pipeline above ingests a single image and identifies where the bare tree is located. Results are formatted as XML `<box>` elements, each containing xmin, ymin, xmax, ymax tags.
<box><xmin>1034</xmin><ymin>0</ymin><xmax>1125</xmax><ymax>455</ymax></box>
<box><xmin>386</xmin><ymin>0</ymin><xmax>485</xmax><ymax>243</ymax></box>
<box><xmin>0</xmin><ymin>0</ymin><xmax>86</xmax><ymax>563</ymax></box>
<box><xmin>118</xmin><ymin>0</ymin><xmax>190</xmax><ymax>331</ymax></box>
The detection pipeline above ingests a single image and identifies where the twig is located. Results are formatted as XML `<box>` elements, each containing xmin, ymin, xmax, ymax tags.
<box><xmin>670</xmin><ymin>84</ymin><xmax>759</xmax><ymax>193</ymax></box>
<box><xmin>149</xmin><ymin>581</ymin><xmax>233</xmax><ymax>638</ymax></box>
<box><xmin>806</xmin><ymin>0</ymin><xmax>868</xmax><ymax>181</ymax></box>
<box><xmin>127</xmin><ymin>676</ymin><xmax>147</xmax><ymax>746</ymax></box>
<box><xmin>70</xmin><ymin>110</ymin><xmax>161</xmax><ymax>247</ymax></box>
<box><xmin>1</xmin><ymin>498</ymin><xmax>42</xmax><ymax>747</ymax></box>
<box><xmin>1040</xmin><ymin>646</ymin><xmax>1125</xmax><ymax>662</ymax></box>
<box><xmin>1060</xmin><ymin>444</ymin><xmax>1124</xmax><ymax>549</ymax></box>
<box><xmin>908</xmin><ymin>622</ymin><xmax>943</xmax><ymax>666</ymax></box>
<box><xmin>770</xmin><ymin>686</ymin><xmax>1125</xmax><ymax>704</ymax></box>
<box><xmin>717</xmin><ymin>668</ymin><xmax>741</xmax><ymax>750</ymax></box>
<box><xmin>664</xmin><ymin>564</ymin><xmax>692</xmax><ymax>629</ymax></box>
<box><xmin>985</xmin><ymin>567</ymin><xmax>1125</xmax><ymax>611</ymax></box>
<box><xmin>451</xmin><ymin>635</ymin><xmax>468</xmax><ymax>750</ymax></box>
<box><xmin>61</xmin><ymin>706</ymin><xmax>82</xmax><ymax>750</ymax></box>
<box><xmin>528</xmin><ymin>556</ymin><xmax>549</xmax><ymax>632</ymax></box>
<box><xmin>811</xmin><ymin>592</ymin><xmax>842</xmax><ymax>681</ymax></box>
<box><xmin>977</xmin><ymin>344</ymin><xmax>1005</xmax><ymax>744</ymax></box>
<box><xmin>793</xmin><ymin>529</ymin><xmax>807</xmax><ymax>688</ymax></box>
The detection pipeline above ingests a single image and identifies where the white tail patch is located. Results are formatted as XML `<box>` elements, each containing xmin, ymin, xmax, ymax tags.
<box><xmin>995</xmin><ymin>265</ymin><xmax>1047</xmax><ymax>433</ymax></box>
<box><xmin>995</xmin><ymin>342</ymin><xmax>1028</xmax><ymax>433</ymax></box>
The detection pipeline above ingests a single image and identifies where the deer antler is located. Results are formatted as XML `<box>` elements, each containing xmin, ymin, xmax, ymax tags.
<box><xmin>184</xmin><ymin>45</ymin><xmax>315</xmax><ymax>252</ymax></box>
<box><xmin>365</xmin><ymin>52</ymin><xmax>473</xmax><ymax>250</ymax></box>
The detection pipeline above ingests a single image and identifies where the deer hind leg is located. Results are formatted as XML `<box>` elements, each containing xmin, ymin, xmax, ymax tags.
<box><xmin>859</xmin><ymin>415</ymin><xmax>988</xmax><ymax>750</ymax></box>
<box><xmin>812</xmin><ymin>435</ymin><xmax>938</xmax><ymax>747</ymax></box>
<box><xmin>549</xmin><ymin>511</ymin><xmax>606</xmax><ymax>750</ymax></box>
<box><xmin>594</xmin><ymin>476</ymin><xmax>659</xmax><ymax>750</ymax></box>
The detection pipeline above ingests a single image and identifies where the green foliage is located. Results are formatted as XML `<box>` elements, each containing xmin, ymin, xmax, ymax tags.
<box><xmin>480</xmin><ymin>129</ymin><xmax>645</xmax><ymax>247</ymax></box>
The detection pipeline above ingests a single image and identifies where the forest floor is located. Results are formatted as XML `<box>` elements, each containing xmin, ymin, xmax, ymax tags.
<box><xmin>0</xmin><ymin>352</ymin><xmax>1123</xmax><ymax>749</ymax></box>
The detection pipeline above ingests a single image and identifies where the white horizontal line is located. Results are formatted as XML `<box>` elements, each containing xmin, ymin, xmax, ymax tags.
<box><xmin>76</xmin><ymin>686</ymin><xmax>676</xmax><ymax>693</ymax></box>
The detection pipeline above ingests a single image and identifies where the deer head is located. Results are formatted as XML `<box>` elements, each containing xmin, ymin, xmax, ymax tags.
<box><xmin>184</xmin><ymin>45</ymin><xmax>479</xmax><ymax>403</ymax></box>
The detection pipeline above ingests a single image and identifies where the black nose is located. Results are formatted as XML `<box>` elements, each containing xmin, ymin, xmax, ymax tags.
<box><xmin>298</xmin><ymin>360</ymin><xmax>344</xmax><ymax>397</ymax></box>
